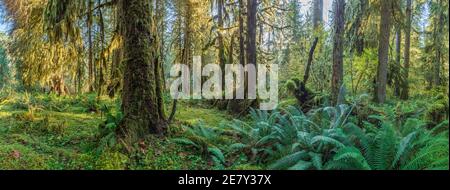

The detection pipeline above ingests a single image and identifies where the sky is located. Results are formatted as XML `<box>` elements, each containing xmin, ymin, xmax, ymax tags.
<box><xmin>0</xmin><ymin>0</ymin><xmax>333</xmax><ymax>35</ymax></box>
<box><xmin>0</xmin><ymin>23</ymin><xmax>9</xmax><ymax>34</ymax></box>
<box><xmin>0</xmin><ymin>5</ymin><xmax>10</xmax><ymax>34</ymax></box>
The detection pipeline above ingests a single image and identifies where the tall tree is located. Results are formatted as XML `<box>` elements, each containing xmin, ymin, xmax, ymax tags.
<box><xmin>217</xmin><ymin>0</ymin><xmax>226</xmax><ymax>67</ymax></box>
<box><xmin>432</xmin><ymin>0</ymin><xmax>444</xmax><ymax>87</ymax></box>
<box><xmin>238</xmin><ymin>0</ymin><xmax>245</xmax><ymax>66</ymax></box>
<box><xmin>97</xmin><ymin>0</ymin><xmax>107</xmax><ymax>97</ymax></box>
<box><xmin>229</xmin><ymin>0</ymin><xmax>257</xmax><ymax>114</ymax></box>
<box><xmin>303</xmin><ymin>0</ymin><xmax>323</xmax><ymax>84</ymax></box>
<box><xmin>117</xmin><ymin>0</ymin><xmax>166</xmax><ymax>143</ymax></box>
<box><xmin>331</xmin><ymin>0</ymin><xmax>345</xmax><ymax>105</ymax></box>
<box><xmin>247</xmin><ymin>0</ymin><xmax>257</xmax><ymax>66</ymax></box>
<box><xmin>401</xmin><ymin>0</ymin><xmax>412</xmax><ymax>100</ymax></box>
<box><xmin>87</xmin><ymin>0</ymin><xmax>94</xmax><ymax>92</ymax></box>
<box><xmin>313</xmin><ymin>0</ymin><xmax>323</xmax><ymax>30</ymax></box>
<box><xmin>107</xmin><ymin>3</ymin><xmax>125</xmax><ymax>98</ymax></box>
<box><xmin>394</xmin><ymin>26</ymin><xmax>402</xmax><ymax>97</ymax></box>
<box><xmin>353</xmin><ymin>0</ymin><xmax>368</xmax><ymax>56</ymax></box>
<box><xmin>375</xmin><ymin>0</ymin><xmax>392</xmax><ymax>104</ymax></box>
<box><xmin>217</xmin><ymin>0</ymin><xmax>226</xmax><ymax>88</ymax></box>
<box><xmin>227</xmin><ymin>0</ymin><xmax>246</xmax><ymax>113</ymax></box>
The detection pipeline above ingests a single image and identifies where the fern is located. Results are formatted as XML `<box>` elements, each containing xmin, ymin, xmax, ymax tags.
<box><xmin>327</xmin><ymin>146</ymin><xmax>371</xmax><ymax>170</ymax></box>
<box><xmin>268</xmin><ymin>151</ymin><xmax>308</xmax><ymax>170</ymax></box>
<box><xmin>171</xmin><ymin>138</ymin><xmax>200</xmax><ymax>149</ymax></box>
<box><xmin>311</xmin><ymin>135</ymin><xmax>346</xmax><ymax>149</ymax></box>
<box><xmin>171</xmin><ymin>123</ymin><xmax>228</xmax><ymax>166</ymax></box>
<box><xmin>289</xmin><ymin>160</ymin><xmax>312</xmax><ymax>170</ymax></box>
<box><xmin>208</xmin><ymin>147</ymin><xmax>226</xmax><ymax>165</ymax></box>
<box><xmin>391</xmin><ymin>131</ymin><xmax>418</xmax><ymax>169</ymax></box>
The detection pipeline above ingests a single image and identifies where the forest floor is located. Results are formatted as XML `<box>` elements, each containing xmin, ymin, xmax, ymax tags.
<box><xmin>0</xmin><ymin>92</ymin><xmax>234</xmax><ymax>170</ymax></box>
<box><xmin>1</xmin><ymin>91</ymin><xmax>448</xmax><ymax>170</ymax></box>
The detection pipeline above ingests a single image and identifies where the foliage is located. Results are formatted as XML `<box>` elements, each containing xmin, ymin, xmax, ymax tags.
<box><xmin>327</xmin><ymin>120</ymin><xmax>449</xmax><ymax>170</ymax></box>
<box><xmin>0</xmin><ymin>0</ymin><xmax>448</xmax><ymax>171</ymax></box>
<box><xmin>172</xmin><ymin>122</ymin><xmax>228</xmax><ymax>168</ymax></box>
<box><xmin>0</xmin><ymin>92</ymin><xmax>218</xmax><ymax>170</ymax></box>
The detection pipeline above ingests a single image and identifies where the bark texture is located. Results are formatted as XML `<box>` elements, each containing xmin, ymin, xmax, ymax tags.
<box><xmin>375</xmin><ymin>0</ymin><xmax>392</xmax><ymax>104</ymax></box>
<box><xmin>313</xmin><ymin>0</ymin><xmax>323</xmax><ymax>29</ymax></box>
<box><xmin>117</xmin><ymin>0</ymin><xmax>167</xmax><ymax>143</ymax></box>
<box><xmin>401</xmin><ymin>0</ymin><xmax>412</xmax><ymax>100</ymax></box>
<box><xmin>331</xmin><ymin>0</ymin><xmax>345</xmax><ymax>105</ymax></box>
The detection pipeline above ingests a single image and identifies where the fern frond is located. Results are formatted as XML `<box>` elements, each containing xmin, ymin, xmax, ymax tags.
<box><xmin>311</xmin><ymin>135</ymin><xmax>345</xmax><ymax>149</ymax></box>
<box><xmin>268</xmin><ymin>151</ymin><xmax>308</xmax><ymax>170</ymax></box>
<box><xmin>288</xmin><ymin>160</ymin><xmax>312</xmax><ymax>170</ymax></box>
<box><xmin>391</xmin><ymin>132</ymin><xmax>418</xmax><ymax>169</ymax></box>
<box><xmin>208</xmin><ymin>147</ymin><xmax>225</xmax><ymax>164</ymax></box>
<box><xmin>309</xmin><ymin>152</ymin><xmax>323</xmax><ymax>170</ymax></box>
<box><xmin>331</xmin><ymin>146</ymin><xmax>371</xmax><ymax>170</ymax></box>
<box><xmin>171</xmin><ymin>138</ymin><xmax>200</xmax><ymax>149</ymax></box>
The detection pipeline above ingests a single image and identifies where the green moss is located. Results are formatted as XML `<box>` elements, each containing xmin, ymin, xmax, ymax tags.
<box><xmin>176</xmin><ymin>103</ymin><xmax>230</xmax><ymax>127</ymax></box>
<box><xmin>131</xmin><ymin>136</ymin><xmax>209</xmax><ymax>170</ymax></box>
<box><xmin>95</xmin><ymin>151</ymin><xmax>129</xmax><ymax>170</ymax></box>
<box><xmin>285</xmin><ymin>80</ymin><xmax>298</xmax><ymax>92</ymax></box>
<box><xmin>0</xmin><ymin>143</ymin><xmax>51</xmax><ymax>170</ymax></box>
<box><xmin>0</xmin><ymin>93</ymin><xmax>226</xmax><ymax>170</ymax></box>
<box><xmin>278</xmin><ymin>98</ymin><xmax>298</xmax><ymax>109</ymax></box>
<box><xmin>231</xmin><ymin>164</ymin><xmax>263</xmax><ymax>170</ymax></box>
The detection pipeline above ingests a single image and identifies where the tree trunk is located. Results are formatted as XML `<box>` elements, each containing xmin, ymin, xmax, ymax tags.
<box><xmin>304</xmin><ymin>0</ymin><xmax>322</xmax><ymax>85</ymax></box>
<box><xmin>238</xmin><ymin>0</ymin><xmax>245</xmax><ymax>66</ymax></box>
<box><xmin>354</xmin><ymin>0</ymin><xmax>368</xmax><ymax>56</ymax></box>
<box><xmin>227</xmin><ymin>0</ymin><xmax>246</xmax><ymax>114</ymax></box>
<box><xmin>375</xmin><ymin>0</ymin><xmax>392</xmax><ymax>104</ymax></box>
<box><xmin>433</xmin><ymin>0</ymin><xmax>444</xmax><ymax>87</ymax></box>
<box><xmin>247</xmin><ymin>0</ymin><xmax>257</xmax><ymax>66</ymax></box>
<box><xmin>401</xmin><ymin>0</ymin><xmax>412</xmax><ymax>100</ymax></box>
<box><xmin>117</xmin><ymin>0</ymin><xmax>167</xmax><ymax>143</ymax></box>
<box><xmin>97</xmin><ymin>0</ymin><xmax>107</xmax><ymax>98</ymax></box>
<box><xmin>158</xmin><ymin>0</ymin><xmax>166</xmax><ymax>90</ymax></box>
<box><xmin>87</xmin><ymin>0</ymin><xmax>94</xmax><ymax>92</ymax></box>
<box><xmin>182</xmin><ymin>1</ymin><xmax>193</xmax><ymax>68</ymax></box>
<box><xmin>303</xmin><ymin>37</ymin><xmax>319</xmax><ymax>84</ymax></box>
<box><xmin>313</xmin><ymin>0</ymin><xmax>323</xmax><ymax>30</ymax></box>
<box><xmin>217</xmin><ymin>0</ymin><xmax>226</xmax><ymax>88</ymax></box>
<box><xmin>108</xmin><ymin>4</ymin><xmax>124</xmax><ymax>98</ymax></box>
<box><xmin>331</xmin><ymin>0</ymin><xmax>345</xmax><ymax>105</ymax></box>
<box><xmin>394</xmin><ymin>27</ymin><xmax>402</xmax><ymax>97</ymax></box>
<box><xmin>228</xmin><ymin>0</ymin><xmax>257</xmax><ymax>115</ymax></box>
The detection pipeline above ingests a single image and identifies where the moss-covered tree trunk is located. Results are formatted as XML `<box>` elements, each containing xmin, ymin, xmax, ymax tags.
<box><xmin>97</xmin><ymin>0</ymin><xmax>107</xmax><ymax>98</ymax></box>
<box><xmin>87</xmin><ymin>0</ymin><xmax>94</xmax><ymax>92</ymax></box>
<box><xmin>401</xmin><ymin>0</ymin><xmax>412</xmax><ymax>100</ymax></box>
<box><xmin>247</xmin><ymin>0</ymin><xmax>257</xmax><ymax>67</ymax></box>
<box><xmin>117</xmin><ymin>0</ymin><xmax>167</xmax><ymax>143</ymax></box>
<box><xmin>312</xmin><ymin>0</ymin><xmax>323</xmax><ymax>29</ymax></box>
<box><xmin>331</xmin><ymin>0</ymin><xmax>345</xmax><ymax>105</ymax></box>
<box><xmin>375</xmin><ymin>0</ymin><xmax>392</xmax><ymax>104</ymax></box>
<box><xmin>394</xmin><ymin>27</ymin><xmax>402</xmax><ymax>97</ymax></box>
<box><xmin>227</xmin><ymin>0</ymin><xmax>246</xmax><ymax>114</ymax></box>
<box><xmin>433</xmin><ymin>0</ymin><xmax>444</xmax><ymax>87</ymax></box>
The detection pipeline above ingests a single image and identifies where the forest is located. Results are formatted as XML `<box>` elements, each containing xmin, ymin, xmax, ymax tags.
<box><xmin>0</xmin><ymin>0</ymin><xmax>448</xmax><ymax>170</ymax></box>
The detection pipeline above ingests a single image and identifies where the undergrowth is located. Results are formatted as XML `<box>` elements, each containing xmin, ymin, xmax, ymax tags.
<box><xmin>1</xmin><ymin>91</ymin><xmax>448</xmax><ymax>170</ymax></box>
